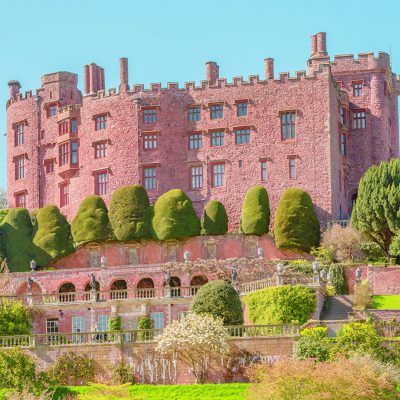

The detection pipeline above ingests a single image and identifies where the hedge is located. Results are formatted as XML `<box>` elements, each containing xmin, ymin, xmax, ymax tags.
<box><xmin>109</xmin><ymin>185</ymin><xmax>151</xmax><ymax>241</ymax></box>
<box><xmin>243</xmin><ymin>285</ymin><xmax>316</xmax><ymax>325</ymax></box>
<box><xmin>274</xmin><ymin>188</ymin><xmax>320</xmax><ymax>252</ymax></box>
<box><xmin>201</xmin><ymin>200</ymin><xmax>228</xmax><ymax>235</ymax></box>
<box><xmin>71</xmin><ymin>196</ymin><xmax>113</xmax><ymax>244</ymax></box>
<box><xmin>32</xmin><ymin>205</ymin><xmax>74</xmax><ymax>266</ymax></box>
<box><xmin>152</xmin><ymin>189</ymin><xmax>201</xmax><ymax>240</ymax></box>
<box><xmin>240</xmin><ymin>186</ymin><xmax>270</xmax><ymax>235</ymax></box>
<box><xmin>190</xmin><ymin>280</ymin><xmax>243</xmax><ymax>325</ymax></box>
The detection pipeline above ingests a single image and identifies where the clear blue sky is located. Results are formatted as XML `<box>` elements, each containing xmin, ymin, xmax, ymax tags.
<box><xmin>0</xmin><ymin>0</ymin><xmax>398</xmax><ymax>190</ymax></box>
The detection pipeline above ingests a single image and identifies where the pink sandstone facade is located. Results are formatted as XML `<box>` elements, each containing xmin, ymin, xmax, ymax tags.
<box><xmin>6</xmin><ymin>32</ymin><xmax>400</xmax><ymax>226</ymax></box>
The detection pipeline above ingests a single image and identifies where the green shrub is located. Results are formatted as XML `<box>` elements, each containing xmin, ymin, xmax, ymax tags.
<box><xmin>137</xmin><ymin>315</ymin><xmax>152</xmax><ymax>341</ymax></box>
<box><xmin>31</xmin><ymin>205</ymin><xmax>74</xmax><ymax>266</ymax></box>
<box><xmin>328</xmin><ymin>264</ymin><xmax>347</xmax><ymax>295</ymax></box>
<box><xmin>0</xmin><ymin>208</ymin><xmax>33</xmax><ymax>272</ymax></box>
<box><xmin>109</xmin><ymin>185</ymin><xmax>151</xmax><ymax>241</ymax></box>
<box><xmin>152</xmin><ymin>189</ymin><xmax>200</xmax><ymax>241</ymax></box>
<box><xmin>108</xmin><ymin>316</ymin><xmax>121</xmax><ymax>331</ymax></box>
<box><xmin>0</xmin><ymin>300</ymin><xmax>31</xmax><ymax>336</ymax></box>
<box><xmin>240</xmin><ymin>186</ymin><xmax>270</xmax><ymax>235</ymax></box>
<box><xmin>294</xmin><ymin>327</ymin><xmax>332</xmax><ymax>361</ymax></box>
<box><xmin>71</xmin><ymin>196</ymin><xmax>113</xmax><ymax>245</ymax></box>
<box><xmin>201</xmin><ymin>200</ymin><xmax>228</xmax><ymax>235</ymax></box>
<box><xmin>244</xmin><ymin>285</ymin><xmax>316</xmax><ymax>325</ymax></box>
<box><xmin>354</xmin><ymin>280</ymin><xmax>373</xmax><ymax>310</ymax></box>
<box><xmin>274</xmin><ymin>188</ymin><xmax>320</xmax><ymax>252</ymax></box>
<box><xmin>190</xmin><ymin>280</ymin><xmax>243</xmax><ymax>325</ymax></box>
<box><xmin>0</xmin><ymin>210</ymin><xmax>8</xmax><ymax>225</ymax></box>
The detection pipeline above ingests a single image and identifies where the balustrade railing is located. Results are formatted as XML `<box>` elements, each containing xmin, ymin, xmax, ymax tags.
<box><xmin>240</xmin><ymin>277</ymin><xmax>278</xmax><ymax>293</ymax></box>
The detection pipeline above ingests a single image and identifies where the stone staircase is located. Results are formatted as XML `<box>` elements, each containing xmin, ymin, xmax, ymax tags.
<box><xmin>322</xmin><ymin>295</ymin><xmax>354</xmax><ymax>321</ymax></box>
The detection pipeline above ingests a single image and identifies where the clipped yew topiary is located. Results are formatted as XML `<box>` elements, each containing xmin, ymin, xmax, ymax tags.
<box><xmin>109</xmin><ymin>185</ymin><xmax>151</xmax><ymax>241</ymax></box>
<box><xmin>240</xmin><ymin>186</ymin><xmax>270</xmax><ymax>235</ymax></box>
<box><xmin>190</xmin><ymin>280</ymin><xmax>243</xmax><ymax>325</ymax></box>
<box><xmin>201</xmin><ymin>200</ymin><xmax>228</xmax><ymax>235</ymax></box>
<box><xmin>32</xmin><ymin>205</ymin><xmax>74</xmax><ymax>266</ymax></box>
<box><xmin>0</xmin><ymin>208</ymin><xmax>33</xmax><ymax>272</ymax></box>
<box><xmin>152</xmin><ymin>189</ymin><xmax>200</xmax><ymax>241</ymax></box>
<box><xmin>274</xmin><ymin>188</ymin><xmax>320</xmax><ymax>252</ymax></box>
<box><xmin>71</xmin><ymin>195</ymin><xmax>113</xmax><ymax>245</ymax></box>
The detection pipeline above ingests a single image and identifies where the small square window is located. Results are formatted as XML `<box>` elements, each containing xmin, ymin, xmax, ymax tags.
<box><xmin>353</xmin><ymin>83</ymin><xmax>363</xmax><ymax>97</ymax></box>
<box><xmin>48</xmin><ymin>106</ymin><xmax>57</xmax><ymax>117</ymax></box>
<box><xmin>143</xmin><ymin>109</ymin><xmax>157</xmax><ymax>123</ymax></box>
<box><xmin>95</xmin><ymin>142</ymin><xmax>108</xmax><ymax>159</ymax></box>
<box><xmin>211</xmin><ymin>131</ymin><xmax>224</xmax><ymax>147</ymax></box>
<box><xmin>188</xmin><ymin>107</ymin><xmax>201</xmax><ymax>122</ymax></box>
<box><xmin>15</xmin><ymin>192</ymin><xmax>26</xmax><ymax>208</ymax></box>
<box><xmin>353</xmin><ymin>111</ymin><xmax>366</xmax><ymax>129</ymax></box>
<box><xmin>237</xmin><ymin>102</ymin><xmax>248</xmax><ymax>117</ymax></box>
<box><xmin>235</xmin><ymin>128</ymin><xmax>250</xmax><ymax>145</ymax></box>
<box><xmin>95</xmin><ymin>115</ymin><xmax>107</xmax><ymax>131</ymax></box>
<box><xmin>189</xmin><ymin>133</ymin><xmax>202</xmax><ymax>149</ymax></box>
<box><xmin>45</xmin><ymin>160</ymin><xmax>55</xmax><ymax>174</ymax></box>
<box><xmin>143</xmin><ymin>134</ymin><xmax>158</xmax><ymax>150</ymax></box>
<box><xmin>210</xmin><ymin>104</ymin><xmax>223</xmax><ymax>119</ymax></box>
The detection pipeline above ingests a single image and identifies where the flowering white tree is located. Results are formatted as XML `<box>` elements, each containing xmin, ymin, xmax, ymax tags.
<box><xmin>156</xmin><ymin>313</ymin><xmax>230</xmax><ymax>383</ymax></box>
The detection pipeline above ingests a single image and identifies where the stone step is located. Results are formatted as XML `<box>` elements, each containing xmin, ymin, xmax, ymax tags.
<box><xmin>322</xmin><ymin>295</ymin><xmax>353</xmax><ymax>321</ymax></box>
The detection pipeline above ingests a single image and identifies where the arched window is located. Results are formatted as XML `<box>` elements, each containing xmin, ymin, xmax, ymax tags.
<box><xmin>85</xmin><ymin>281</ymin><xmax>101</xmax><ymax>301</ymax></box>
<box><xmin>190</xmin><ymin>276</ymin><xmax>208</xmax><ymax>296</ymax></box>
<box><xmin>164</xmin><ymin>276</ymin><xmax>181</xmax><ymax>298</ymax></box>
<box><xmin>137</xmin><ymin>278</ymin><xmax>154</xmax><ymax>299</ymax></box>
<box><xmin>58</xmin><ymin>282</ymin><xmax>75</xmax><ymax>303</ymax></box>
<box><xmin>111</xmin><ymin>280</ymin><xmax>128</xmax><ymax>300</ymax></box>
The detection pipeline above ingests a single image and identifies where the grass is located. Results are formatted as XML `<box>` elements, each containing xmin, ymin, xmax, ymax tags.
<box><xmin>53</xmin><ymin>383</ymin><xmax>249</xmax><ymax>400</ymax></box>
<box><xmin>371</xmin><ymin>295</ymin><xmax>400</xmax><ymax>309</ymax></box>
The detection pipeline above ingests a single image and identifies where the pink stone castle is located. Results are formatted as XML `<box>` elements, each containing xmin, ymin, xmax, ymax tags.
<box><xmin>6</xmin><ymin>32</ymin><xmax>400</xmax><ymax>226</ymax></box>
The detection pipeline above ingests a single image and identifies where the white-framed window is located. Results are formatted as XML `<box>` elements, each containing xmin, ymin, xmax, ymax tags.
<box><xmin>211</xmin><ymin>131</ymin><xmax>224</xmax><ymax>147</ymax></box>
<box><xmin>212</xmin><ymin>163</ymin><xmax>225</xmax><ymax>187</ymax></box>
<box><xmin>98</xmin><ymin>315</ymin><xmax>109</xmax><ymax>332</ymax></box>
<box><xmin>46</xmin><ymin>318</ymin><xmax>59</xmax><ymax>334</ymax></box>
<box><xmin>14</xmin><ymin>124</ymin><xmax>24</xmax><ymax>146</ymax></box>
<box><xmin>353</xmin><ymin>111</ymin><xmax>366</xmax><ymax>129</ymax></box>
<box><xmin>95</xmin><ymin>172</ymin><xmax>108</xmax><ymax>196</ymax></box>
<box><xmin>188</xmin><ymin>106</ymin><xmax>201</xmax><ymax>122</ymax></box>
<box><xmin>151</xmin><ymin>312</ymin><xmax>165</xmax><ymax>330</ymax></box>
<box><xmin>15</xmin><ymin>156</ymin><xmax>25</xmax><ymax>180</ymax></box>
<box><xmin>190</xmin><ymin>166</ymin><xmax>203</xmax><ymax>190</ymax></box>
<box><xmin>289</xmin><ymin>158</ymin><xmax>296</xmax><ymax>179</ymax></box>
<box><xmin>210</xmin><ymin>104</ymin><xmax>223</xmax><ymax>119</ymax></box>
<box><xmin>144</xmin><ymin>167</ymin><xmax>157</xmax><ymax>190</ymax></box>
<box><xmin>143</xmin><ymin>134</ymin><xmax>158</xmax><ymax>150</ymax></box>
<box><xmin>189</xmin><ymin>133</ymin><xmax>202</xmax><ymax>149</ymax></box>
<box><xmin>261</xmin><ymin>161</ymin><xmax>267</xmax><ymax>181</ymax></box>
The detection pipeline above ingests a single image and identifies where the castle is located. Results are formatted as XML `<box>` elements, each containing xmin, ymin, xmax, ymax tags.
<box><xmin>6</xmin><ymin>32</ymin><xmax>400</xmax><ymax>226</ymax></box>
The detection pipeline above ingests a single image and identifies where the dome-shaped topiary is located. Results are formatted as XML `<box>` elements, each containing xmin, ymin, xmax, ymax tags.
<box><xmin>71</xmin><ymin>195</ymin><xmax>113</xmax><ymax>245</ymax></box>
<box><xmin>274</xmin><ymin>188</ymin><xmax>320</xmax><ymax>252</ymax></box>
<box><xmin>0</xmin><ymin>208</ymin><xmax>33</xmax><ymax>272</ymax></box>
<box><xmin>240</xmin><ymin>186</ymin><xmax>270</xmax><ymax>235</ymax></box>
<box><xmin>152</xmin><ymin>189</ymin><xmax>200</xmax><ymax>241</ymax></box>
<box><xmin>190</xmin><ymin>280</ymin><xmax>243</xmax><ymax>325</ymax></box>
<box><xmin>109</xmin><ymin>185</ymin><xmax>151</xmax><ymax>241</ymax></box>
<box><xmin>32</xmin><ymin>205</ymin><xmax>74</xmax><ymax>266</ymax></box>
<box><xmin>201</xmin><ymin>200</ymin><xmax>228</xmax><ymax>235</ymax></box>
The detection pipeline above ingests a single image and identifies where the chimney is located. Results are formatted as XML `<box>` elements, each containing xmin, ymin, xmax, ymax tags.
<box><xmin>83</xmin><ymin>65</ymin><xmax>90</xmax><ymax>95</ymax></box>
<box><xmin>99</xmin><ymin>67</ymin><xmax>105</xmax><ymax>91</ymax></box>
<box><xmin>8</xmin><ymin>80</ymin><xmax>21</xmax><ymax>98</ymax></box>
<box><xmin>85</xmin><ymin>63</ymin><xmax>105</xmax><ymax>94</ymax></box>
<box><xmin>206</xmin><ymin>61</ymin><xmax>219</xmax><ymax>84</ymax></box>
<box><xmin>310</xmin><ymin>34</ymin><xmax>317</xmax><ymax>57</ymax></box>
<box><xmin>264</xmin><ymin>58</ymin><xmax>274</xmax><ymax>80</ymax></box>
<box><xmin>119</xmin><ymin>57</ymin><xmax>129</xmax><ymax>90</ymax></box>
<box><xmin>316</xmin><ymin>32</ymin><xmax>327</xmax><ymax>56</ymax></box>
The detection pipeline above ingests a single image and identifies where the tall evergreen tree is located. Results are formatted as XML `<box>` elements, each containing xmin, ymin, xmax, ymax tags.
<box><xmin>201</xmin><ymin>200</ymin><xmax>228</xmax><ymax>235</ymax></box>
<box><xmin>240</xmin><ymin>186</ymin><xmax>270</xmax><ymax>235</ymax></box>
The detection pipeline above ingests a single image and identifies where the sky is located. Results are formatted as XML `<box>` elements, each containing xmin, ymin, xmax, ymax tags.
<box><xmin>0</xmin><ymin>0</ymin><xmax>399</xmax><ymax>190</ymax></box>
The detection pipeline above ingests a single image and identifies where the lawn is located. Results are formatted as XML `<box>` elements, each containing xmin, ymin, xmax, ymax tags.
<box><xmin>371</xmin><ymin>295</ymin><xmax>400</xmax><ymax>309</ymax></box>
<box><xmin>53</xmin><ymin>383</ymin><xmax>249</xmax><ymax>400</ymax></box>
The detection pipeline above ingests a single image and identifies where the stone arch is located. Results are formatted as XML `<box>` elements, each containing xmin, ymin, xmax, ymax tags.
<box><xmin>58</xmin><ymin>282</ymin><xmax>76</xmax><ymax>293</ymax></box>
<box><xmin>164</xmin><ymin>276</ymin><xmax>182</xmax><ymax>297</ymax></box>
<box><xmin>58</xmin><ymin>282</ymin><xmax>76</xmax><ymax>303</ymax></box>
<box><xmin>137</xmin><ymin>278</ymin><xmax>154</xmax><ymax>298</ymax></box>
<box><xmin>110</xmin><ymin>279</ymin><xmax>128</xmax><ymax>299</ymax></box>
<box><xmin>16</xmin><ymin>281</ymin><xmax>43</xmax><ymax>304</ymax></box>
<box><xmin>84</xmin><ymin>281</ymin><xmax>100</xmax><ymax>291</ymax></box>
<box><xmin>190</xmin><ymin>275</ymin><xmax>208</xmax><ymax>287</ymax></box>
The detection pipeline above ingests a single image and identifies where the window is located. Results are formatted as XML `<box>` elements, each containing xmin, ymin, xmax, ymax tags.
<box><xmin>189</xmin><ymin>133</ymin><xmax>202</xmax><ymax>149</ymax></box>
<box><xmin>211</xmin><ymin>131</ymin><xmax>224</xmax><ymax>147</ymax></box>
<box><xmin>60</xmin><ymin>182</ymin><xmax>69</xmax><ymax>207</ymax></box>
<box><xmin>289</xmin><ymin>158</ymin><xmax>296</xmax><ymax>179</ymax></box>
<box><xmin>281</xmin><ymin>111</ymin><xmax>296</xmax><ymax>140</ymax></box>
<box><xmin>212</xmin><ymin>163</ymin><xmax>225</xmax><ymax>187</ymax></box>
<box><xmin>59</xmin><ymin>120</ymin><xmax>69</xmax><ymax>135</ymax></box>
<box><xmin>340</xmin><ymin>107</ymin><xmax>346</xmax><ymax>125</ymax></box>
<box><xmin>143</xmin><ymin>134</ymin><xmax>158</xmax><ymax>150</ymax></box>
<box><xmin>46</xmin><ymin>319</ymin><xmax>59</xmax><ymax>334</ymax></box>
<box><xmin>15</xmin><ymin>192</ymin><xmax>26</xmax><ymax>208</ymax></box>
<box><xmin>353</xmin><ymin>111</ymin><xmax>366</xmax><ymax>129</ymax></box>
<box><xmin>71</xmin><ymin>141</ymin><xmax>78</xmax><ymax>165</ymax></box>
<box><xmin>95</xmin><ymin>114</ymin><xmax>107</xmax><ymax>131</ymax></box>
<box><xmin>261</xmin><ymin>161</ymin><xmax>267</xmax><ymax>181</ymax></box>
<box><xmin>128</xmin><ymin>247</ymin><xmax>138</xmax><ymax>264</ymax></box>
<box><xmin>72</xmin><ymin>317</ymin><xmax>85</xmax><ymax>334</ymax></box>
<box><xmin>237</xmin><ymin>102</ymin><xmax>248</xmax><ymax>117</ymax></box>
<box><xmin>143</xmin><ymin>109</ymin><xmax>157</xmax><ymax>123</ymax></box>
<box><xmin>96</xmin><ymin>172</ymin><xmax>108</xmax><ymax>196</ymax></box>
<box><xmin>45</xmin><ymin>159</ymin><xmax>55</xmax><ymax>174</ymax></box>
<box><xmin>151</xmin><ymin>312</ymin><xmax>164</xmax><ymax>330</ymax></box>
<box><xmin>98</xmin><ymin>315</ymin><xmax>109</xmax><ymax>332</ymax></box>
<box><xmin>188</xmin><ymin>106</ymin><xmax>201</xmax><ymax>122</ymax></box>
<box><xmin>353</xmin><ymin>83</ymin><xmax>363</xmax><ymax>97</ymax></box>
<box><xmin>235</xmin><ymin>128</ymin><xmax>250</xmax><ymax>145</ymax></box>
<box><xmin>190</xmin><ymin>166</ymin><xmax>203</xmax><ymax>190</ymax></box>
<box><xmin>59</xmin><ymin>143</ymin><xmax>69</xmax><ymax>166</ymax></box>
<box><xmin>340</xmin><ymin>132</ymin><xmax>347</xmax><ymax>156</ymax></box>
<box><xmin>14</xmin><ymin>124</ymin><xmax>24</xmax><ymax>146</ymax></box>
<box><xmin>48</xmin><ymin>106</ymin><xmax>57</xmax><ymax>117</ymax></box>
<box><xmin>71</xmin><ymin>119</ymin><xmax>78</xmax><ymax>133</ymax></box>
<box><xmin>210</xmin><ymin>104</ymin><xmax>223</xmax><ymax>119</ymax></box>
<box><xmin>15</xmin><ymin>156</ymin><xmax>25</xmax><ymax>180</ymax></box>
<box><xmin>144</xmin><ymin>167</ymin><xmax>157</xmax><ymax>190</ymax></box>
<box><xmin>95</xmin><ymin>142</ymin><xmax>108</xmax><ymax>158</ymax></box>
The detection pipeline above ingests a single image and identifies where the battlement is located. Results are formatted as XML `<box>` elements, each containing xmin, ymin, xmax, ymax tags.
<box><xmin>57</xmin><ymin>104</ymin><xmax>81</xmax><ymax>122</ymax></box>
<box><xmin>330</xmin><ymin>51</ymin><xmax>390</xmax><ymax>72</ymax></box>
<box><xmin>41</xmin><ymin>71</ymin><xmax>78</xmax><ymax>86</ymax></box>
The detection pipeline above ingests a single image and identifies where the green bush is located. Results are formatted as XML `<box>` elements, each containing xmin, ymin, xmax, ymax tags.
<box><xmin>31</xmin><ymin>205</ymin><xmax>74</xmax><ymax>266</ymax></box>
<box><xmin>294</xmin><ymin>327</ymin><xmax>332</xmax><ymax>361</ymax></box>
<box><xmin>152</xmin><ymin>189</ymin><xmax>200</xmax><ymax>241</ymax></box>
<box><xmin>328</xmin><ymin>264</ymin><xmax>347</xmax><ymax>295</ymax></box>
<box><xmin>108</xmin><ymin>316</ymin><xmax>121</xmax><ymax>331</ymax></box>
<box><xmin>0</xmin><ymin>300</ymin><xmax>31</xmax><ymax>336</ymax></box>
<box><xmin>109</xmin><ymin>185</ymin><xmax>151</xmax><ymax>241</ymax></box>
<box><xmin>0</xmin><ymin>210</ymin><xmax>8</xmax><ymax>225</ymax></box>
<box><xmin>71</xmin><ymin>196</ymin><xmax>113</xmax><ymax>245</ymax></box>
<box><xmin>244</xmin><ymin>285</ymin><xmax>316</xmax><ymax>325</ymax></box>
<box><xmin>137</xmin><ymin>315</ymin><xmax>152</xmax><ymax>341</ymax></box>
<box><xmin>201</xmin><ymin>200</ymin><xmax>228</xmax><ymax>235</ymax></box>
<box><xmin>274</xmin><ymin>188</ymin><xmax>320</xmax><ymax>252</ymax></box>
<box><xmin>240</xmin><ymin>186</ymin><xmax>270</xmax><ymax>235</ymax></box>
<box><xmin>0</xmin><ymin>208</ymin><xmax>34</xmax><ymax>272</ymax></box>
<box><xmin>190</xmin><ymin>280</ymin><xmax>243</xmax><ymax>325</ymax></box>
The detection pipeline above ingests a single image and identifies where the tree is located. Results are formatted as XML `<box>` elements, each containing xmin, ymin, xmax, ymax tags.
<box><xmin>244</xmin><ymin>285</ymin><xmax>316</xmax><ymax>325</ymax></box>
<box><xmin>240</xmin><ymin>186</ymin><xmax>270</xmax><ymax>235</ymax></box>
<box><xmin>353</xmin><ymin>281</ymin><xmax>373</xmax><ymax>310</ymax></box>
<box><xmin>351</xmin><ymin>159</ymin><xmax>400</xmax><ymax>259</ymax></box>
<box><xmin>190</xmin><ymin>280</ymin><xmax>243</xmax><ymax>325</ymax></box>
<box><xmin>71</xmin><ymin>196</ymin><xmax>113</xmax><ymax>245</ymax></box>
<box><xmin>0</xmin><ymin>188</ymin><xmax>7</xmax><ymax>210</ymax></box>
<box><xmin>156</xmin><ymin>314</ymin><xmax>229</xmax><ymax>383</ymax></box>
<box><xmin>274</xmin><ymin>188</ymin><xmax>320</xmax><ymax>252</ymax></box>
<box><xmin>201</xmin><ymin>200</ymin><xmax>228</xmax><ymax>235</ymax></box>
<box><xmin>109</xmin><ymin>185</ymin><xmax>151</xmax><ymax>241</ymax></box>
<box><xmin>31</xmin><ymin>205</ymin><xmax>74</xmax><ymax>266</ymax></box>
<box><xmin>0</xmin><ymin>208</ymin><xmax>33</xmax><ymax>272</ymax></box>
<box><xmin>151</xmin><ymin>189</ymin><xmax>200</xmax><ymax>241</ymax></box>
<box><xmin>0</xmin><ymin>300</ymin><xmax>31</xmax><ymax>336</ymax></box>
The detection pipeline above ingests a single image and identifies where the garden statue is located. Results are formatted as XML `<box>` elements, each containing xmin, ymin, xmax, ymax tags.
<box><xmin>183</xmin><ymin>250</ymin><xmax>190</xmax><ymax>263</ymax></box>
<box><xmin>89</xmin><ymin>273</ymin><xmax>97</xmax><ymax>290</ymax></box>
<box><xmin>230</xmin><ymin>264</ymin><xmax>238</xmax><ymax>283</ymax></box>
<box><xmin>312</xmin><ymin>261</ymin><xmax>320</xmax><ymax>274</ymax></box>
<box><xmin>100</xmin><ymin>255</ymin><xmax>106</xmax><ymax>268</ymax></box>
<box><xmin>257</xmin><ymin>246</ymin><xmax>264</xmax><ymax>258</ymax></box>
<box><xmin>355</xmin><ymin>267</ymin><xmax>362</xmax><ymax>281</ymax></box>
<box><xmin>276</xmin><ymin>263</ymin><xmax>285</xmax><ymax>274</ymax></box>
<box><xmin>320</xmin><ymin>269</ymin><xmax>327</xmax><ymax>280</ymax></box>
<box><xmin>164</xmin><ymin>270</ymin><xmax>171</xmax><ymax>287</ymax></box>
<box><xmin>0</xmin><ymin>258</ymin><xmax>9</xmax><ymax>274</ymax></box>
<box><xmin>27</xmin><ymin>276</ymin><xmax>34</xmax><ymax>292</ymax></box>
<box><xmin>327</xmin><ymin>271</ymin><xmax>333</xmax><ymax>283</ymax></box>
<box><xmin>30</xmin><ymin>259</ymin><xmax>37</xmax><ymax>271</ymax></box>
